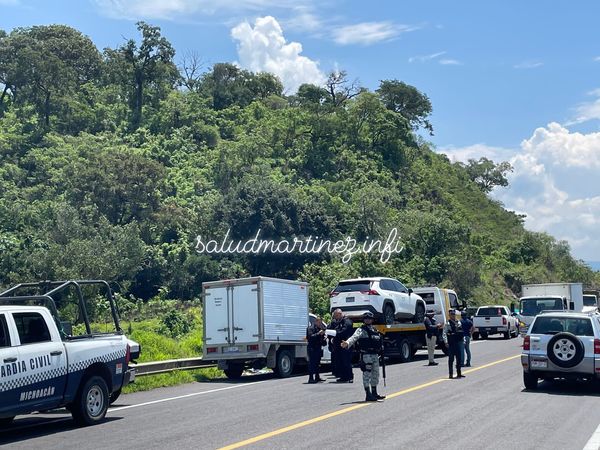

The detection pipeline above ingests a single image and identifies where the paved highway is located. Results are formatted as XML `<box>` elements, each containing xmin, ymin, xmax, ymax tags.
<box><xmin>2</xmin><ymin>337</ymin><xmax>600</xmax><ymax>449</ymax></box>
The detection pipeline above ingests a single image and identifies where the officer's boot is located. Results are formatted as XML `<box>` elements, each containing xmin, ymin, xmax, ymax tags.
<box><xmin>372</xmin><ymin>386</ymin><xmax>386</xmax><ymax>400</ymax></box>
<box><xmin>308</xmin><ymin>374</ymin><xmax>316</xmax><ymax>384</ymax></box>
<box><xmin>364</xmin><ymin>387</ymin><xmax>376</xmax><ymax>402</ymax></box>
<box><xmin>449</xmin><ymin>369</ymin><xmax>454</xmax><ymax>379</ymax></box>
<box><xmin>457</xmin><ymin>367</ymin><xmax>465</xmax><ymax>378</ymax></box>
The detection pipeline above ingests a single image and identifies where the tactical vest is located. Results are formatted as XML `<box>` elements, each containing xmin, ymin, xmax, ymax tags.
<box><xmin>358</xmin><ymin>325</ymin><xmax>382</xmax><ymax>354</ymax></box>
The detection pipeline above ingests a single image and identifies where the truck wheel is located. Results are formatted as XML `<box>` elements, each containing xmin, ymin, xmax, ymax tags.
<box><xmin>472</xmin><ymin>332</ymin><xmax>480</xmax><ymax>340</ymax></box>
<box><xmin>412</xmin><ymin>302</ymin><xmax>425</xmax><ymax>323</ymax></box>
<box><xmin>438</xmin><ymin>341</ymin><xmax>449</xmax><ymax>356</ymax></box>
<box><xmin>71</xmin><ymin>375</ymin><xmax>109</xmax><ymax>426</ymax></box>
<box><xmin>398</xmin><ymin>339</ymin><xmax>412</xmax><ymax>362</ymax></box>
<box><xmin>523</xmin><ymin>371</ymin><xmax>538</xmax><ymax>390</ymax></box>
<box><xmin>383</xmin><ymin>304</ymin><xmax>395</xmax><ymax>325</ymax></box>
<box><xmin>224</xmin><ymin>363</ymin><xmax>244</xmax><ymax>379</ymax></box>
<box><xmin>503</xmin><ymin>330</ymin><xmax>511</xmax><ymax>340</ymax></box>
<box><xmin>275</xmin><ymin>349</ymin><xmax>294</xmax><ymax>378</ymax></box>
<box><xmin>109</xmin><ymin>388</ymin><xmax>122</xmax><ymax>405</ymax></box>
<box><xmin>481</xmin><ymin>333</ymin><xmax>488</xmax><ymax>340</ymax></box>
<box><xmin>547</xmin><ymin>332</ymin><xmax>584</xmax><ymax>368</ymax></box>
<box><xmin>0</xmin><ymin>417</ymin><xmax>14</xmax><ymax>427</ymax></box>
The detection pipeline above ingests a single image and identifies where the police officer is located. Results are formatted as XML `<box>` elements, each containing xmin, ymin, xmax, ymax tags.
<box><xmin>306</xmin><ymin>316</ymin><xmax>326</xmax><ymax>383</ymax></box>
<box><xmin>424</xmin><ymin>309</ymin><xmax>441</xmax><ymax>366</ymax></box>
<box><xmin>341</xmin><ymin>312</ymin><xmax>385</xmax><ymax>402</ymax></box>
<box><xmin>443</xmin><ymin>309</ymin><xmax>465</xmax><ymax>379</ymax></box>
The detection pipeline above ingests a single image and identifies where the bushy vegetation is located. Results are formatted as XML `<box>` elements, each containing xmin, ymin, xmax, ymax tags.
<box><xmin>1</xmin><ymin>22</ymin><xmax>597</xmax><ymax>329</ymax></box>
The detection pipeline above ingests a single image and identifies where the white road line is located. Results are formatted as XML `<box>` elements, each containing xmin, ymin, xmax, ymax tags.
<box><xmin>583</xmin><ymin>422</ymin><xmax>600</xmax><ymax>450</ymax></box>
<box><xmin>109</xmin><ymin>381</ymin><xmax>265</xmax><ymax>413</ymax></box>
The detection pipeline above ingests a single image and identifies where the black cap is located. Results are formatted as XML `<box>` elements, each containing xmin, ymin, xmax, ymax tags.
<box><xmin>363</xmin><ymin>311</ymin><xmax>375</xmax><ymax>319</ymax></box>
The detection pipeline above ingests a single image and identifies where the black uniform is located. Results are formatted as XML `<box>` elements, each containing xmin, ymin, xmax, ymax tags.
<box><xmin>306</xmin><ymin>322</ymin><xmax>326</xmax><ymax>381</ymax></box>
<box><xmin>334</xmin><ymin>317</ymin><xmax>355</xmax><ymax>382</ymax></box>
<box><xmin>443</xmin><ymin>319</ymin><xmax>464</xmax><ymax>378</ymax></box>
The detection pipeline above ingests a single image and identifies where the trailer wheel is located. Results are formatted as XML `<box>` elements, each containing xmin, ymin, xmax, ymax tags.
<box><xmin>412</xmin><ymin>302</ymin><xmax>425</xmax><ymax>323</ymax></box>
<box><xmin>398</xmin><ymin>339</ymin><xmax>412</xmax><ymax>363</ymax></box>
<box><xmin>383</xmin><ymin>304</ymin><xmax>395</xmax><ymax>325</ymax></box>
<box><xmin>224</xmin><ymin>363</ymin><xmax>244</xmax><ymax>379</ymax></box>
<box><xmin>275</xmin><ymin>349</ymin><xmax>294</xmax><ymax>378</ymax></box>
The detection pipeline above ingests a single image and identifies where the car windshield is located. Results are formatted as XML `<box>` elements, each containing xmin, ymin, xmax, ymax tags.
<box><xmin>583</xmin><ymin>295</ymin><xmax>597</xmax><ymax>307</ymax></box>
<box><xmin>476</xmin><ymin>307</ymin><xmax>504</xmax><ymax>316</ymax></box>
<box><xmin>519</xmin><ymin>298</ymin><xmax>564</xmax><ymax>316</ymax></box>
<box><xmin>531</xmin><ymin>317</ymin><xmax>594</xmax><ymax>336</ymax></box>
<box><xmin>333</xmin><ymin>281</ymin><xmax>372</xmax><ymax>293</ymax></box>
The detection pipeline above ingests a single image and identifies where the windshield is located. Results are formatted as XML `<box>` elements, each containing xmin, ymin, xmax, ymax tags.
<box><xmin>476</xmin><ymin>307</ymin><xmax>504</xmax><ymax>316</ymax></box>
<box><xmin>333</xmin><ymin>281</ymin><xmax>372</xmax><ymax>293</ymax></box>
<box><xmin>583</xmin><ymin>295</ymin><xmax>597</xmax><ymax>307</ymax></box>
<box><xmin>531</xmin><ymin>317</ymin><xmax>594</xmax><ymax>336</ymax></box>
<box><xmin>519</xmin><ymin>298</ymin><xmax>564</xmax><ymax>316</ymax></box>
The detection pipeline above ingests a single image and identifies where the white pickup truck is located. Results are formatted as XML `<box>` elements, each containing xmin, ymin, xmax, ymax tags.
<box><xmin>473</xmin><ymin>305</ymin><xmax>519</xmax><ymax>339</ymax></box>
<box><xmin>0</xmin><ymin>280</ymin><xmax>138</xmax><ymax>427</ymax></box>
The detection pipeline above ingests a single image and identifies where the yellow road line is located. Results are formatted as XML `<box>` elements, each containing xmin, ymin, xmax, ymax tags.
<box><xmin>218</xmin><ymin>353</ymin><xmax>521</xmax><ymax>450</ymax></box>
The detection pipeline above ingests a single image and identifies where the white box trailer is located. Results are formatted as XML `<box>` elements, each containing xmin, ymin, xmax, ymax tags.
<box><xmin>202</xmin><ymin>276</ymin><xmax>309</xmax><ymax>379</ymax></box>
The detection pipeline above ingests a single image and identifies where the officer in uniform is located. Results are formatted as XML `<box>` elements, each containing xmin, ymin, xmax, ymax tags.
<box><xmin>306</xmin><ymin>316</ymin><xmax>326</xmax><ymax>383</ymax></box>
<box><xmin>341</xmin><ymin>312</ymin><xmax>385</xmax><ymax>402</ymax></box>
<box><xmin>443</xmin><ymin>309</ymin><xmax>465</xmax><ymax>379</ymax></box>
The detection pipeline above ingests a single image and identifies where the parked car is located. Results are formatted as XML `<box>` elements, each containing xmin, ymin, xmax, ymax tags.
<box><xmin>521</xmin><ymin>311</ymin><xmax>600</xmax><ymax>389</ymax></box>
<box><xmin>473</xmin><ymin>305</ymin><xmax>519</xmax><ymax>339</ymax></box>
<box><xmin>329</xmin><ymin>277</ymin><xmax>426</xmax><ymax>324</ymax></box>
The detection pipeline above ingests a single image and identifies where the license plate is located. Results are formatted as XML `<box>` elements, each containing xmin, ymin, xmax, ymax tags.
<box><xmin>531</xmin><ymin>360</ymin><xmax>547</xmax><ymax>368</ymax></box>
<box><xmin>223</xmin><ymin>346</ymin><xmax>240</xmax><ymax>353</ymax></box>
<box><xmin>346</xmin><ymin>297</ymin><xmax>355</xmax><ymax>303</ymax></box>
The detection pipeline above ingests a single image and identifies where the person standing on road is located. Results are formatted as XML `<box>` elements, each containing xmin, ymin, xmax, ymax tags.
<box><xmin>327</xmin><ymin>314</ymin><xmax>340</xmax><ymax>378</ymax></box>
<box><xmin>341</xmin><ymin>312</ymin><xmax>385</xmax><ymax>402</ymax></box>
<box><xmin>424</xmin><ymin>309</ymin><xmax>442</xmax><ymax>366</ymax></box>
<box><xmin>332</xmin><ymin>309</ymin><xmax>354</xmax><ymax>383</ymax></box>
<box><xmin>306</xmin><ymin>316</ymin><xmax>327</xmax><ymax>383</ymax></box>
<box><xmin>443</xmin><ymin>309</ymin><xmax>465</xmax><ymax>379</ymax></box>
<box><xmin>461</xmin><ymin>312</ymin><xmax>474</xmax><ymax>367</ymax></box>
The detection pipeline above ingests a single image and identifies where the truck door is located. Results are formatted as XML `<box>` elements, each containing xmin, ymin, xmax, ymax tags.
<box><xmin>231</xmin><ymin>284</ymin><xmax>259</xmax><ymax>344</ymax></box>
<box><xmin>11</xmin><ymin>311</ymin><xmax>67</xmax><ymax>409</ymax></box>
<box><xmin>204</xmin><ymin>286</ymin><xmax>231</xmax><ymax>345</ymax></box>
<box><xmin>0</xmin><ymin>312</ymin><xmax>21</xmax><ymax>416</ymax></box>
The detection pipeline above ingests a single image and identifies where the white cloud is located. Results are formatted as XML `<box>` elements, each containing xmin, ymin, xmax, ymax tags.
<box><xmin>94</xmin><ymin>0</ymin><xmax>310</xmax><ymax>20</ymax></box>
<box><xmin>440</xmin><ymin>123</ymin><xmax>600</xmax><ymax>260</ymax></box>
<box><xmin>514</xmin><ymin>60</ymin><xmax>543</xmax><ymax>69</ymax></box>
<box><xmin>594</xmin><ymin>56</ymin><xmax>600</xmax><ymax>62</ymax></box>
<box><xmin>231</xmin><ymin>16</ymin><xmax>326</xmax><ymax>93</ymax></box>
<box><xmin>566</xmin><ymin>88</ymin><xmax>600</xmax><ymax>125</ymax></box>
<box><xmin>439</xmin><ymin>58</ymin><xmax>462</xmax><ymax>65</ymax></box>
<box><xmin>408</xmin><ymin>51</ymin><xmax>446</xmax><ymax>63</ymax></box>
<box><xmin>332</xmin><ymin>22</ymin><xmax>418</xmax><ymax>46</ymax></box>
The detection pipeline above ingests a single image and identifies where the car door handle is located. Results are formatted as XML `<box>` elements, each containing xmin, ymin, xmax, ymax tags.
<box><xmin>50</xmin><ymin>350</ymin><xmax>63</xmax><ymax>356</ymax></box>
<box><xmin>233</xmin><ymin>327</ymin><xmax>243</xmax><ymax>331</ymax></box>
<box><xmin>3</xmin><ymin>357</ymin><xmax>17</xmax><ymax>363</ymax></box>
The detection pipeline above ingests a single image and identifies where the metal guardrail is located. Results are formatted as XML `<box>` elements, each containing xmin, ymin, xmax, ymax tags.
<box><xmin>132</xmin><ymin>357</ymin><xmax>216</xmax><ymax>376</ymax></box>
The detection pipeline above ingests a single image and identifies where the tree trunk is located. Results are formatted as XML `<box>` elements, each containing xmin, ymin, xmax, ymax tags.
<box><xmin>0</xmin><ymin>85</ymin><xmax>8</xmax><ymax>117</ymax></box>
<box><xmin>44</xmin><ymin>91</ymin><xmax>51</xmax><ymax>127</ymax></box>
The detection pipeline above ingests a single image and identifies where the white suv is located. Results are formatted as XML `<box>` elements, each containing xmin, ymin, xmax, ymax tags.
<box><xmin>329</xmin><ymin>277</ymin><xmax>426</xmax><ymax>324</ymax></box>
<box><xmin>521</xmin><ymin>311</ymin><xmax>600</xmax><ymax>389</ymax></box>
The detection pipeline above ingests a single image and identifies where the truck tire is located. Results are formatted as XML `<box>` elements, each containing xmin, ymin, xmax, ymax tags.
<box><xmin>224</xmin><ymin>363</ymin><xmax>244</xmax><ymax>379</ymax></box>
<box><xmin>275</xmin><ymin>349</ymin><xmax>294</xmax><ymax>378</ymax></box>
<box><xmin>0</xmin><ymin>416</ymin><xmax>14</xmax><ymax>427</ymax></box>
<box><xmin>523</xmin><ymin>371</ymin><xmax>538</xmax><ymax>390</ymax></box>
<box><xmin>481</xmin><ymin>332</ymin><xmax>488</xmax><ymax>340</ymax></box>
<box><xmin>109</xmin><ymin>388</ymin><xmax>122</xmax><ymax>405</ymax></box>
<box><xmin>71</xmin><ymin>375</ymin><xmax>109</xmax><ymax>426</ymax></box>
<box><xmin>438</xmin><ymin>340</ymin><xmax>449</xmax><ymax>356</ymax></box>
<box><xmin>383</xmin><ymin>304</ymin><xmax>395</xmax><ymax>325</ymax></box>
<box><xmin>503</xmin><ymin>329</ymin><xmax>511</xmax><ymax>340</ymax></box>
<box><xmin>547</xmin><ymin>332</ymin><xmax>584</xmax><ymax>368</ymax></box>
<box><xmin>398</xmin><ymin>339</ymin><xmax>412</xmax><ymax>362</ymax></box>
<box><xmin>412</xmin><ymin>302</ymin><xmax>425</xmax><ymax>324</ymax></box>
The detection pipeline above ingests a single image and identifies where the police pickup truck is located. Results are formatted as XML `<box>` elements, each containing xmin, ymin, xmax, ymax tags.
<box><xmin>0</xmin><ymin>280</ymin><xmax>138</xmax><ymax>427</ymax></box>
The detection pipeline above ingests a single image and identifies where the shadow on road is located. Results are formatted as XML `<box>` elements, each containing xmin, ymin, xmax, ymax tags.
<box><xmin>522</xmin><ymin>379</ymin><xmax>600</xmax><ymax>397</ymax></box>
<box><xmin>0</xmin><ymin>416</ymin><xmax>123</xmax><ymax>445</ymax></box>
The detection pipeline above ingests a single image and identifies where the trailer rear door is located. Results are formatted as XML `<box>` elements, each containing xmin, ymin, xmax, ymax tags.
<box><xmin>204</xmin><ymin>286</ymin><xmax>230</xmax><ymax>345</ymax></box>
<box><xmin>231</xmin><ymin>283</ymin><xmax>259</xmax><ymax>344</ymax></box>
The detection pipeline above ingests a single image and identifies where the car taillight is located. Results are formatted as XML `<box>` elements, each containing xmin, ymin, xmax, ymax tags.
<box><xmin>206</xmin><ymin>347</ymin><xmax>218</xmax><ymax>353</ymax></box>
<box><xmin>329</xmin><ymin>291</ymin><xmax>339</xmax><ymax>297</ymax></box>
<box><xmin>523</xmin><ymin>335</ymin><xmax>530</xmax><ymax>351</ymax></box>
<box><xmin>247</xmin><ymin>344</ymin><xmax>259</xmax><ymax>352</ymax></box>
<box><xmin>595</xmin><ymin>339</ymin><xmax>600</xmax><ymax>355</ymax></box>
<box><xmin>502</xmin><ymin>317</ymin><xmax>507</xmax><ymax>325</ymax></box>
<box><xmin>360</xmin><ymin>290</ymin><xmax>380</xmax><ymax>296</ymax></box>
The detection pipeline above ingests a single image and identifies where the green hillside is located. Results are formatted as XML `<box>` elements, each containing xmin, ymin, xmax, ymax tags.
<box><xmin>1</xmin><ymin>22</ymin><xmax>598</xmax><ymax>319</ymax></box>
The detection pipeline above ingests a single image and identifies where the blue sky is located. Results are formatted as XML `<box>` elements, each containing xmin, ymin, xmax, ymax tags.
<box><xmin>2</xmin><ymin>0</ymin><xmax>599</xmax><ymax>263</ymax></box>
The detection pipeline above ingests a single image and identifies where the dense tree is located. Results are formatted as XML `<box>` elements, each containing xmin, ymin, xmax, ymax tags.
<box><xmin>464</xmin><ymin>157</ymin><xmax>513</xmax><ymax>193</ymax></box>
<box><xmin>376</xmin><ymin>80</ymin><xmax>434</xmax><ymax>134</ymax></box>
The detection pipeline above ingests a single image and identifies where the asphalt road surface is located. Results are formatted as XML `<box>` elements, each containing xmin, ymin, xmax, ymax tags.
<box><xmin>3</xmin><ymin>337</ymin><xmax>600</xmax><ymax>450</ymax></box>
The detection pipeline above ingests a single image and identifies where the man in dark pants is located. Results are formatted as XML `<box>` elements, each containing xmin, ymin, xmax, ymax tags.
<box><xmin>443</xmin><ymin>309</ymin><xmax>465</xmax><ymax>379</ymax></box>
<box><xmin>327</xmin><ymin>314</ymin><xmax>340</xmax><ymax>378</ymax></box>
<box><xmin>307</xmin><ymin>316</ymin><xmax>326</xmax><ymax>383</ymax></box>
<box><xmin>461</xmin><ymin>312</ymin><xmax>473</xmax><ymax>367</ymax></box>
<box><xmin>332</xmin><ymin>308</ymin><xmax>354</xmax><ymax>383</ymax></box>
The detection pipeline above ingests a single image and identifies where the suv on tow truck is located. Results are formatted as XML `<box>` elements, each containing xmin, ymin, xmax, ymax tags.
<box><xmin>521</xmin><ymin>311</ymin><xmax>600</xmax><ymax>390</ymax></box>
